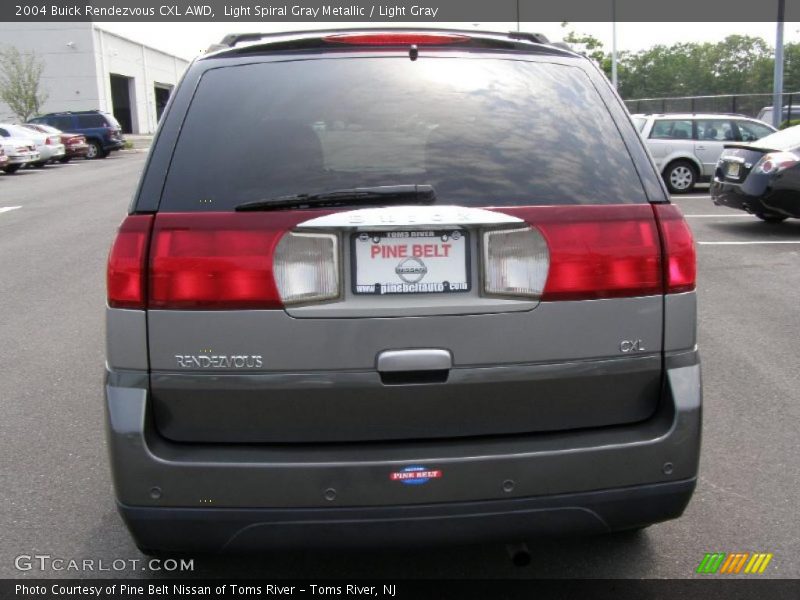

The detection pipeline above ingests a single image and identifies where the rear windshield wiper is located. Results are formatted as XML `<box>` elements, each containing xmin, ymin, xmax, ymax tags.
<box><xmin>235</xmin><ymin>185</ymin><xmax>436</xmax><ymax>212</ymax></box>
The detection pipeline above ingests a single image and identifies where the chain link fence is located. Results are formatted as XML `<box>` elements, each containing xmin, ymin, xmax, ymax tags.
<box><xmin>624</xmin><ymin>92</ymin><xmax>800</xmax><ymax>123</ymax></box>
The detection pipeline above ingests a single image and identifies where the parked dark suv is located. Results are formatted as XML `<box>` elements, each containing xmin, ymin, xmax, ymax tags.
<box><xmin>29</xmin><ymin>110</ymin><xmax>124</xmax><ymax>159</ymax></box>
<box><xmin>106</xmin><ymin>29</ymin><xmax>701</xmax><ymax>554</ymax></box>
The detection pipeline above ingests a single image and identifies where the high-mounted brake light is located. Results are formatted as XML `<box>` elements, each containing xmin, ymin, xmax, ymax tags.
<box><xmin>107</xmin><ymin>215</ymin><xmax>154</xmax><ymax>309</ymax></box>
<box><xmin>323</xmin><ymin>32</ymin><xmax>470</xmax><ymax>46</ymax></box>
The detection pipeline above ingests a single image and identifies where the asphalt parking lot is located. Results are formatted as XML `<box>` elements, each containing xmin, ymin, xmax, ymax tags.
<box><xmin>1</xmin><ymin>153</ymin><xmax>798</xmax><ymax>579</ymax></box>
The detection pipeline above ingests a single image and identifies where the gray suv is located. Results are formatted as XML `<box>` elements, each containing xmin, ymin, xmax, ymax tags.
<box><xmin>106</xmin><ymin>29</ymin><xmax>701</xmax><ymax>554</ymax></box>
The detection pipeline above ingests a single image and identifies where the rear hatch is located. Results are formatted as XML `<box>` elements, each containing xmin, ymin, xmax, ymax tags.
<box><xmin>110</xmin><ymin>37</ymin><xmax>694</xmax><ymax>444</ymax></box>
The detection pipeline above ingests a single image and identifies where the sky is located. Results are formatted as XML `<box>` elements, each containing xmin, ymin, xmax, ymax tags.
<box><xmin>96</xmin><ymin>21</ymin><xmax>800</xmax><ymax>61</ymax></box>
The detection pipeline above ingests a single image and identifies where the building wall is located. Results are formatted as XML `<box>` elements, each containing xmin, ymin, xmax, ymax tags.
<box><xmin>0</xmin><ymin>23</ymin><xmax>99</xmax><ymax>122</ymax></box>
<box><xmin>0</xmin><ymin>23</ymin><xmax>189</xmax><ymax>133</ymax></box>
<box><xmin>92</xmin><ymin>28</ymin><xmax>190</xmax><ymax>133</ymax></box>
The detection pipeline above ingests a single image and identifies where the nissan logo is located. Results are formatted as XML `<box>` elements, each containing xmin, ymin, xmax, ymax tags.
<box><xmin>395</xmin><ymin>257</ymin><xmax>428</xmax><ymax>283</ymax></box>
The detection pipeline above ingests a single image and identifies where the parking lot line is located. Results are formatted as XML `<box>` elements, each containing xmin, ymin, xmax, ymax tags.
<box><xmin>698</xmin><ymin>241</ymin><xmax>800</xmax><ymax>245</ymax></box>
<box><xmin>0</xmin><ymin>206</ymin><xmax>21</xmax><ymax>214</ymax></box>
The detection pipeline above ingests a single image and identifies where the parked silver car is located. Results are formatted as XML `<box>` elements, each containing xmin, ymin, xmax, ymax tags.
<box><xmin>0</xmin><ymin>136</ymin><xmax>40</xmax><ymax>174</ymax></box>
<box><xmin>0</xmin><ymin>123</ymin><xmax>65</xmax><ymax>167</ymax></box>
<box><xmin>633</xmin><ymin>114</ymin><xmax>775</xmax><ymax>193</ymax></box>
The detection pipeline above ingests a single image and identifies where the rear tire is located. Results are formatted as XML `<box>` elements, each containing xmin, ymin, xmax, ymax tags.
<box><xmin>86</xmin><ymin>141</ymin><xmax>106</xmax><ymax>159</ymax></box>
<box><xmin>755</xmin><ymin>213</ymin><xmax>788</xmax><ymax>223</ymax></box>
<box><xmin>664</xmin><ymin>160</ymin><xmax>697</xmax><ymax>194</ymax></box>
<box><xmin>3</xmin><ymin>164</ymin><xmax>21</xmax><ymax>174</ymax></box>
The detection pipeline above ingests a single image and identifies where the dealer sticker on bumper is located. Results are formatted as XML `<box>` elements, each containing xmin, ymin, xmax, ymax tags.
<box><xmin>390</xmin><ymin>466</ymin><xmax>443</xmax><ymax>485</ymax></box>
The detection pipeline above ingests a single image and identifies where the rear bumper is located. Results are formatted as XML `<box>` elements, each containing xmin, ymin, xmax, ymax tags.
<box><xmin>6</xmin><ymin>152</ymin><xmax>39</xmax><ymax>165</ymax></box>
<box><xmin>38</xmin><ymin>145</ymin><xmax>65</xmax><ymax>161</ymax></box>
<box><xmin>106</xmin><ymin>350</ymin><xmax>701</xmax><ymax>551</ymax></box>
<box><xmin>105</xmin><ymin>139</ymin><xmax>125</xmax><ymax>151</ymax></box>
<box><xmin>66</xmin><ymin>144</ymin><xmax>89</xmax><ymax>158</ymax></box>
<box><xmin>120</xmin><ymin>479</ymin><xmax>696</xmax><ymax>552</ymax></box>
<box><xmin>711</xmin><ymin>177</ymin><xmax>800</xmax><ymax>218</ymax></box>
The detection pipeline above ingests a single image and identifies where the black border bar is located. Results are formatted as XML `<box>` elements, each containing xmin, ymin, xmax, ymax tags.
<box><xmin>3</xmin><ymin>579</ymin><xmax>800</xmax><ymax>600</ymax></box>
<box><xmin>3</xmin><ymin>0</ymin><xmax>800</xmax><ymax>23</ymax></box>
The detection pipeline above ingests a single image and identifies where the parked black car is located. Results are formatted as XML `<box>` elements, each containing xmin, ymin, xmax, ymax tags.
<box><xmin>28</xmin><ymin>110</ymin><xmax>124</xmax><ymax>159</ymax></box>
<box><xmin>712</xmin><ymin>124</ymin><xmax>800</xmax><ymax>222</ymax></box>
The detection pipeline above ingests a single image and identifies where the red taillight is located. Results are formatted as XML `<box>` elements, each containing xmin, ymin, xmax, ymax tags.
<box><xmin>148</xmin><ymin>212</ymin><xmax>322</xmax><ymax>309</ymax></box>
<box><xmin>46</xmin><ymin>137</ymin><xmax>52</xmax><ymax>145</ymax></box>
<box><xmin>495</xmin><ymin>205</ymin><xmax>664</xmax><ymax>300</ymax></box>
<box><xmin>653</xmin><ymin>204</ymin><xmax>696</xmax><ymax>293</ymax></box>
<box><xmin>323</xmin><ymin>32</ymin><xmax>470</xmax><ymax>46</ymax></box>
<box><xmin>107</xmin><ymin>215</ymin><xmax>154</xmax><ymax>309</ymax></box>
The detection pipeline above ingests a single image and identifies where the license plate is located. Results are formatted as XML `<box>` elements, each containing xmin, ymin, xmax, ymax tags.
<box><xmin>726</xmin><ymin>162</ymin><xmax>741</xmax><ymax>178</ymax></box>
<box><xmin>352</xmin><ymin>230</ymin><xmax>470</xmax><ymax>295</ymax></box>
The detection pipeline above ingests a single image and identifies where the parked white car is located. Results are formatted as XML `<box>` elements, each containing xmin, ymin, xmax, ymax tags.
<box><xmin>632</xmin><ymin>113</ymin><xmax>776</xmax><ymax>193</ymax></box>
<box><xmin>0</xmin><ymin>123</ymin><xmax>65</xmax><ymax>167</ymax></box>
<box><xmin>0</xmin><ymin>136</ymin><xmax>40</xmax><ymax>174</ymax></box>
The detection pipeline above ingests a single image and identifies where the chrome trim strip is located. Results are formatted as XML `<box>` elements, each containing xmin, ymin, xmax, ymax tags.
<box><xmin>298</xmin><ymin>205</ymin><xmax>523</xmax><ymax>229</ymax></box>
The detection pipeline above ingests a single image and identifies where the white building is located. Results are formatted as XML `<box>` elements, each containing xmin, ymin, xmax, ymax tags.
<box><xmin>0</xmin><ymin>23</ymin><xmax>190</xmax><ymax>133</ymax></box>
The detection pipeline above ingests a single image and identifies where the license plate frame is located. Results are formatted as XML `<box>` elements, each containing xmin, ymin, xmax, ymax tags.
<box><xmin>351</xmin><ymin>229</ymin><xmax>471</xmax><ymax>296</ymax></box>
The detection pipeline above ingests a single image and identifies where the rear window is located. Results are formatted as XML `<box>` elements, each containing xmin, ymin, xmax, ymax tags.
<box><xmin>160</xmin><ymin>57</ymin><xmax>647</xmax><ymax>211</ymax></box>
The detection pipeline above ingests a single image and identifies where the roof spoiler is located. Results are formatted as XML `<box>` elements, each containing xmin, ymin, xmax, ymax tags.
<box><xmin>206</xmin><ymin>29</ymin><xmax>568</xmax><ymax>54</ymax></box>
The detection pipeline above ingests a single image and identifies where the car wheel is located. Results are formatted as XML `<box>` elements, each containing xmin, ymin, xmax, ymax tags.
<box><xmin>32</xmin><ymin>161</ymin><xmax>46</xmax><ymax>169</ymax></box>
<box><xmin>755</xmin><ymin>213</ymin><xmax>788</xmax><ymax>223</ymax></box>
<box><xmin>86</xmin><ymin>141</ymin><xmax>105</xmax><ymax>159</ymax></box>
<box><xmin>3</xmin><ymin>164</ymin><xmax>21</xmax><ymax>174</ymax></box>
<box><xmin>664</xmin><ymin>161</ymin><xmax>697</xmax><ymax>194</ymax></box>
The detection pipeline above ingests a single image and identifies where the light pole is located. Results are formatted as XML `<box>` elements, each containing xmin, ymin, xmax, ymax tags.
<box><xmin>612</xmin><ymin>0</ymin><xmax>618</xmax><ymax>89</ymax></box>
<box><xmin>772</xmin><ymin>0</ymin><xmax>785</xmax><ymax>128</ymax></box>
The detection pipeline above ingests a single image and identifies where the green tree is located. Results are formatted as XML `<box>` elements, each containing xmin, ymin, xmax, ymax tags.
<box><xmin>0</xmin><ymin>46</ymin><xmax>48</xmax><ymax>121</ymax></box>
<box><xmin>783</xmin><ymin>42</ymin><xmax>800</xmax><ymax>93</ymax></box>
<box><xmin>617</xmin><ymin>36</ymin><xmax>775</xmax><ymax>99</ymax></box>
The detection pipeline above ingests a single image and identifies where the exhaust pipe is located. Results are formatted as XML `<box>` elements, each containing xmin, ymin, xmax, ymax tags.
<box><xmin>506</xmin><ymin>542</ymin><xmax>531</xmax><ymax>567</ymax></box>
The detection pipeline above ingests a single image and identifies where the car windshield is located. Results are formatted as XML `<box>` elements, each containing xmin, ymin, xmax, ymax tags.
<box><xmin>160</xmin><ymin>56</ymin><xmax>647</xmax><ymax>211</ymax></box>
<box><xmin>749</xmin><ymin>125</ymin><xmax>800</xmax><ymax>152</ymax></box>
